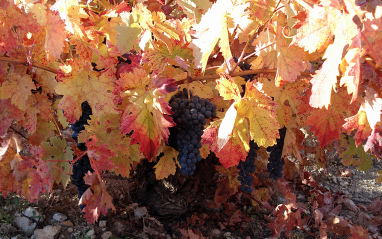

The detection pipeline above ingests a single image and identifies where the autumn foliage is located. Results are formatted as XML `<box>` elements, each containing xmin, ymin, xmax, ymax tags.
<box><xmin>1</xmin><ymin>0</ymin><xmax>382</xmax><ymax>237</ymax></box>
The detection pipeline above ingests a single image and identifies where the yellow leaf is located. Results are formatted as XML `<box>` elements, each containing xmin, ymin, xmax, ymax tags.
<box><xmin>154</xmin><ymin>146</ymin><xmax>178</xmax><ymax>180</ymax></box>
<box><xmin>236</xmin><ymin>81</ymin><xmax>280</xmax><ymax>147</ymax></box>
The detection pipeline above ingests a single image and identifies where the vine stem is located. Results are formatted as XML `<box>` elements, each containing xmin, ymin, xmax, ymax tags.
<box><xmin>0</xmin><ymin>56</ymin><xmax>57</xmax><ymax>74</ymax></box>
<box><xmin>10</xmin><ymin>126</ymin><xmax>29</xmax><ymax>141</ymax></box>
<box><xmin>231</xmin><ymin>0</ymin><xmax>282</xmax><ymax>74</ymax></box>
<box><xmin>177</xmin><ymin>69</ymin><xmax>313</xmax><ymax>85</ymax></box>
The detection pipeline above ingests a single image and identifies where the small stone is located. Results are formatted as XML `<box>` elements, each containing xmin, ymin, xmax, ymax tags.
<box><xmin>32</xmin><ymin>225</ymin><xmax>61</xmax><ymax>239</ymax></box>
<box><xmin>211</xmin><ymin>229</ymin><xmax>222</xmax><ymax>237</ymax></box>
<box><xmin>0</xmin><ymin>224</ymin><xmax>17</xmax><ymax>234</ymax></box>
<box><xmin>23</xmin><ymin>207</ymin><xmax>42</xmax><ymax>222</ymax></box>
<box><xmin>101</xmin><ymin>231</ymin><xmax>113</xmax><ymax>239</ymax></box>
<box><xmin>14</xmin><ymin>213</ymin><xmax>37</xmax><ymax>236</ymax></box>
<box><xmin>67</xmin><ymin>228</ymin><xmax>73</xmax><ymax>233</ymax></box>
<box><xmin>223</xmin><ymin>232</ymin><xmax>232</xmax><ymax>239</ymax></box>
<box><xmin>53</xmin><ymin>213</ymin><xmax>67</xmax><ymax>222</ymax></box>
<box><xmin>99</xmin><ymin>220</ymin><xmax>107</xmax><ymax>228</ymax></box>
<box><xmin>86</xmin><ymin>229</ymin><xmax>95</xmax><ymax>237</ymax></box>
<box><xmin>11</xmin><ymin>235</ymin><xmax>23</xmax><ymax>239</ymax></box>
<box><xmin>134</xmin><ymin>207</ymin><xmax>147</xmax><ymax>220</ymax></box>
<box><xmin>60</xmin><ymin>220</ymin><xmax>74</xmax><ymax>227</ymax></box>
<box><xmin>332</xmin><ymin>176</ymin><xmax>337</xmax><ymax>184</ymax></box>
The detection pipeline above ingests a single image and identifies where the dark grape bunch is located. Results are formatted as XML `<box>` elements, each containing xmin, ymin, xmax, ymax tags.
<box><xmin>170</xmin><ymin>88</ymin><xmax>217</xmax><ymax>175</ymax></box>
<box><xmin>237</xmin><ymin>141</ymin><xmax>259</xmax><ymax>193</ymax></box>
<box><xmin>237</xmin><ymin>61</ymin><xmax>256</xmax><ymax>82</ymax></box>
<box><xmin>71</xmin><ymin>101</ymin><xmax>94</xmax><ymax>208</ymax></box>
<box><xmin>234</xmin><ymin>57</ymin><xmax>256</xmax><ymax>82</ymax></box>
<box><xmin>267</xmin><ymin>127</ymin><xmax>287</xmax><ymax>180</ymax></box>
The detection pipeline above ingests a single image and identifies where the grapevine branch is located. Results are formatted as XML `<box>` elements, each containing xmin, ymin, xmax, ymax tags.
<box><xmin>0</xmin><ymin>56</ymin><xmax>57</xmax><ymax>74</ymax></box>
<box><xmin>10</xmin><ymin>126</ymin><xmax>29</xmax><ymax>141</ymax></box>
<box><xmin>178</xmin><ymin>69</ymin><xmax>313</xmax><ymax>85</ymax></box>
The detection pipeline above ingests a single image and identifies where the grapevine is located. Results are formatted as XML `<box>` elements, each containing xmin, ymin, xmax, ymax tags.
<box><xmin>0</xmin><ymin>0</ymin><xmax>381</xmax><ymax>237</ymax></box>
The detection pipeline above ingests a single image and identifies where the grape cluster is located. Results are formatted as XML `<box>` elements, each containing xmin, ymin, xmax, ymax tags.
<box><xmin>237</xmin><ymin>141</ymin><xmax>259</xmax><ymax>193</ymax></box>
<box><xmin>233</xmin><ymin>57</ymin><xmax>256</xmax><ymax>82</ymax></box>
<box><xmin>170</xmin><ymin>88</ymin><xmax>217</xmax><ymax>175</ymax></box>
<box><xmin>267</xmin><ymin>127</ymin><xmax>287</xmax><ymax>180</ymax></box>
<box><xmin>71</xmin><ymin>102</ymin><xmax>94</xmax><ymax>208</ymax></box>
<box><xmin>237</xmin><ymin>61</ymin><xmax>256</xmax><ymax>82</ymax></box>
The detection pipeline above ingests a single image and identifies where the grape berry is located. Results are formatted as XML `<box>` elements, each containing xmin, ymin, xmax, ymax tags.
<box><xmin>237</xmin><ymin>141</ymin><xmax>259</xmax><ymax>193</ymax></box>
<box><xmin>71</xmin><ymin>101</ymin><xmax>94</xmax><ymax>208</ymax></box>
<box><xmin>267</xmin><ymin>127</ymin><xmax>287</xmax><ymax>180</ymax></box>
<box><xmin>170</xmin><ymin>88</ymin><xmax>217</xmax><ymax>175</ymax></box>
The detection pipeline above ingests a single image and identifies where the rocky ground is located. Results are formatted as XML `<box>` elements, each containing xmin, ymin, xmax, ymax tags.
<box><xmin>1</xmin><ymin>128</ymin><xmax>382</xmax><ymax>239</ymax></box>
<box><xmin>0</xmin><ymin>154</ymin><xmax>381</xmax><ymax>239</ymax></box>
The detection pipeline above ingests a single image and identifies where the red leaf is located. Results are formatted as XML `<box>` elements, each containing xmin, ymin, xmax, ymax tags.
<box><xmin>86</xmin><ymin>135</ymin><xmax>116</xmax><ymax>174</ymax></box>
<box><xmin>80</xmin><ymin>172</ymin><xmax>116</xmax><ymax>224</ymax></box>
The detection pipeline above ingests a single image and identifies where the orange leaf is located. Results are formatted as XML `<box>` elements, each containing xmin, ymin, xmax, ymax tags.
<box><xmin>55</xmin><ymin>59</ymin><xmax>119</xmax><ymax>123</ymax></box>
<box><xmin>306</xmin><ymin>89</ymin><xmax>353</xmax><ymax>147</ymax></box>
<box><xmin>45</xmin><ymin>11</ymin><xmax>67</xmax><ymax>60</ymax></box>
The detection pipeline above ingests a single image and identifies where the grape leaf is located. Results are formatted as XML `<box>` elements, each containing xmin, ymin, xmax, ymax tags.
<box><xmin>118</xmin><ymin>67</ymin><xmax>176</xmax><ymax>160</ymax></box>
<box><xmin>216</xmin><ymin>166</ymin><xmax>239</xmax><ymax>194</ymax></box>
<box><xmin>55</xmin><ymin>58</ymin><xmax>119</xmax><ymax>123</ymax></box>
<box><xmin>275</xmin><ymin>13</ymin><xmax>309</xmax><ymax>87</ymax></box>
<box><xmin>0</xmin><ymin>72</ymin><xmax>35</xmax><ymax>110</ymax></box>
<box><xmin>359</xmin><ymin>87</ymin><xmax>382</xmax><ymax>130</ymax></box>
<box><xmin>343</xmin><ymin>110</ymin><xmax>372</xmax><ymax>147</ymax></box>
<box><xmin>306</xmin><ymin>89</ymin><xmax>353</xmax><ymax>147</ymax></box>
<box><xmin>362</xmin><ymin>7</ymin><xmax>382</xmax><ymax>68</ymax></box>
<box><xmin>176</xmin><ymin>0</ymin><xmax>212</xmax><ymax>23</ymax></box>
<box><xmin>85</xmin><ymin>135</ymin><xmax>116</xmax><ymax>175</ymax></box>
<box><xmin>154</xmin><ymin>146</ymin><xmax>178</xmax><ymax>180</ymax></box>
<box><xmin>45</xmin><ymin>11</ymin><xmax>67</xmax><ymax>60</ymax></box>
<box><xmin>181</xmin><ymin>81</ymin><xmax>214</xmax><ymax>99</ymax></box>
<box><xmin>376</xmin><ymin>170</ymin><xmax>382</xmax><ymax>184</ymax></box>
<box><xmin>0</xmin><ymin>139</ymin><xmax>30</xmax><ymax>199</ymax></box>
<box><xmin>249</xmin><ymin>0</ymin><xmax>276</xmax><ymax>25</ymax></box>
<box><xmin>190</xmin><ymin>0</ymin><xmax>233</xmax><ymax>72</ymax></box>
<box><xmin>283</xmin><ymin>120</ymin><xmax>305</xmax><ymax>164</ymax></box>
<box><xmin>363</xmin><ymin>127</ymin><xmax>382</xmax><ymax>157</ymax></box>
<box><xmin>202</xmin><ymin>118</ymin><xmax>249</xmax><ymax>168</ymax></box>
<box><xmin>291</xmin><ymin>5</ymin><xmax>339</xmax><ymax>53</ymax></box>
<box><xmin>216</xmin><ymin>75</ymin><xmax>241</xmax><ymax>102</ymax></box>
<box><xmin>235</xmin><ymin>81</ymin><xmax>280</xmax><ymax>148</ymax></box>
<box><xmin>0</xmin><ymin>4</ymin><xmax>41</xmax><ymax>55</ymax></box>
<box><xmin>78</xmin><ymin>114</ymin><xmax>140</xmax><ymax>178</ymax></box>
<box><xmin>41</xmin><ymin>137</ymin><xmax>72</xmax><ymax>188</ymax></box>
<box><xmin>22</xmin><ymin>94</ymin><xmax>53</xmax><ymax>133</ymax></box>
<box><xmin>29</xmin><ymin>119</ymin><xmax>56</xmax><ymax>146</ymax></box>
<box><xmin>0</xmin><ymin>99</ymin><xmax>24</xmax><ymax>137</ymax></box>
<box><xmin>340</xmin><ymin>135</ymin><xmax>372</xmax><ymax>171</ymax></box>
<box><xmin>80</xmin><ymin>172</ymin><xmax>116</xmax><ymax>224</ymax></box>
<box><xmin>339</xmin><ymin>33</ymin><xmax>361</xmax><ymax>104</ymax></box>
<box><xmin>116</xmin><ymin>11</ymin><xmax>142</xmax><ymax>53</ymax></box>
<box><xmin>29</xmin><ymin>3</ymin><xmax>47</xmax><ymax>26</ymax></box>
<box><xmin>300</xmin><ymin>11</ymin><xmax>359</xmax><ymax>109</ymax></box>
<box><xmin>18</xmin><ymin>146</ymin><xmax>53</xmax><ymax>202</ymax></box>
